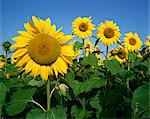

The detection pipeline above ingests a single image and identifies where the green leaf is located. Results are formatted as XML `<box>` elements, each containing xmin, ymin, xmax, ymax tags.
<box><xmin>105</xmin><ymin>90</ymin><xmax>121</xmax><ymax>106</ymax></box>
<box><xmin>103</xmin><ymin>59</ymin><xmax>127</xmax><ymax>75</ymax></box>
<box><xmin>26</xmin><ymin>108</ymin><xmax>45</xmax><ymax>119</ymax></box>
<box><xmin>83</xmin><ymin>55</ymin><xmax>98</xmax><ymax>68</ymax></box>
<box><xmin>6</xmin><ymin>87</ymin><xmax>36</xmax><ymax>116</ymax></box>
<box><xmin>128</xmin><ymin>52</ymin><xmax>137</xmax><ymax>61</ymax></box>
<box><xmin>100</xmin><ymin>110</ymin><xmax>117</xmax><ymax>118</ymax></box>
<box><xmin>90</xmin><ymin>95</ymin><xmax>103</xmax><ymax>118</ymax></box>
<box><xmin>27</xmin><ymin>107</ymin><xmax>66</xmax><ymax>119</ymax></box>
<box><xmin>81</xmin><ymin>78</ymin><xmax>106</xmax><ymax>93</ymax></box>
<box><xmin>73</xmin><ymin>41</ymin><xmax>84</xmax><ymax>51</ymax></box>
<box><xmin>73</xmin><ymin>78</ymin><xmax>106</xmax><ymax>97</ymax></box>
<box><xmin>131</xmin><ymin>84</ymin><xmax>150</xmax><ymax>118</ymax></box>
<box><xmin>5</xmin><ymin>77</ymin><xmax>25</xmax><ymax>88</ymax></box>
<box><xmin>71</xmin><ymin>105</ymin><xmax>85</xmax><ymax>119</ymax></box>
<box><xmin>0</xmin><ymin>82</ymin><xmax>7</xmax><ymax>117</ymax></box>
<box><xmin>65</xmin><ymin>70</ymin><xmax>75</xmax><ymax>86</ymax></box>
<box><xmin>47</xmin><ymin>107</ymin><xmax>66</xmax><ymax>119</ymax></box>
<box><xmin>28</xmin><ymin>79</ymin><xmax>46</xmax><ymax>87</ymax></box>
<box><xmin>5</xmin><ymin>64</ymin><xmax>19</xmax><ymax>75</ymax></box>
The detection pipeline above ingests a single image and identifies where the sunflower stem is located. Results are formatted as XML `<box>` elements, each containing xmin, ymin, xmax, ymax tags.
<box><xmin>47</xmin><ymin>79</ymin><xmax>50</xmax><ymax>111</ymax></box>
<box><xmin>126</xmin><ymin>58</ymin><xmax>131</xmax><ymax>95</ymax></box>
<box><xmin>31</xmin><ymin>98</ymin><xmax>46</xmax><ymax>112</ymax></box>
<box><xmin>106</xmin><ymin>46</ymin><xmax>109</xmax><ymax>58</ymax></box>
<box><xmin>82</xmin><ymin>38</ymin><xmax>85</xmax><ymax>57</ymax></box>
<box><xmin>5</xmin><ymin>50</ymin><xmax>8</xmax><ymax>76</ymax></box>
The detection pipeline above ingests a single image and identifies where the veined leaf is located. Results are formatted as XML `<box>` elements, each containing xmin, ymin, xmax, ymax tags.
<box><xmin>0</xmin><ymin>82</ymin><xmax>7</xmax><ymax>117</ymax></box>
<box><xmin>6</xmin><ymin>87</ymin><xmax>36</xmax><ymax>116</ymax></box>
<box><xmin>131</xmin><ymin>84</ymin><xmax>150</xmax><ymax>118</ymax></box>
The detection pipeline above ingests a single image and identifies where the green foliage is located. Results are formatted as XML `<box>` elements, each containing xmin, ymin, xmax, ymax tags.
<box><xmin>131</xmin><ymin>84</ymin><xmax>150</xmax><ymax>119</ymax></box>
<box><xmin>0</xmin><ymin>42</ymin><xmax>149</xmax><ymax>119</ymax></box>
<box><xmin>26</xmin><ymin>108</ymin><xmax>45</xmax><ymax>119</ymax></box>
<box><xmin>73</xmin><ymin>41</ymin><xmax>84</xmax><ymax>51</ymax></box>
<box><xmin>103</xmin><ymin>59</ymin><xmax>127</xmax><ymax>76</ymax></box>
<box><xmin>5</xmin><ymin>87</ymin><xmax>36</xmax><ymax>116</ymax></box>
<box><xmin>0</xmin><ymin>82</ymin><xmax>7</xmax><ymax>117</ymax></box>
<box><xmin>27</xmin><ymin>107</ymin><xmax>66</xmax><ymax>119</ymax></box>
<box><xmin>83</xmin><ymin>54</ymin><xmax>98</xmax><ymax>68</ymax></box>
<box><xmin>28</xmin><ymin>79</ymin><xmax>46</xmax><ymax>87</ymax></box>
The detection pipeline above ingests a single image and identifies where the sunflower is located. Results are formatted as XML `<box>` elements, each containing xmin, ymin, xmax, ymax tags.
<box><xmin>144</xmin><ymin>36</ymin><xmax>150</xmax><ymax>47</ymax></box>
<box><xmin>85</xmin><ymin>39</ymin><xmax>92</xmax><ymax>56</ymax></box>
<box><xmin>97</xmin><ymin>20</ymin><xmax>121</xmax><ymax>46</ymax></box>
<box><xmin>94</xmin><ymin>45</ymin><xmax>100</xmax><ymax>59</ymax></box>
<box><xmin>72</xmin><ymin>17</ymin><xmax>95</xmax><ymax>39</ymax></box>
<box><xmin>124</xmin><ymin>32</ymin><xmax>142</xmax><ymax>52</ymax></box>
<box><xmin>11</xmin><ymin>16</ymin><xmax>74</xmax><ymax>81</ymax></box>
<box><xmin>98</xmin><ymin>60</ymin><xmax>104</xmax><ymax>66</ymax></box>
<box><xmin>111</xmin><ymin>46</ymin><xmax>128</xmax><ymax>63</ymax></box>
<box><xmin>0</xmin><ymin>55</ymin><xmax>5</xmax><ymax>71</ymax></box>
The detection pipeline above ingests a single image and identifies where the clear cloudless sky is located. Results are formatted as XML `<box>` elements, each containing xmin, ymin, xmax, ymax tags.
<box><xmin>0</xmin><ymin>0</ymin><xmax>149</xmax><ymax>54</ymax></box>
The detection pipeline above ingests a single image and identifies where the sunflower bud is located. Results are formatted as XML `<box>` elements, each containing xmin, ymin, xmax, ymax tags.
<box><xmin>2</xmin><ymin>41</ymin><xmax>11</xmax><ymax>51</ymax></box>
<box><xmin>56</xmin><ymin>83</ymin><xmax>69</xmax><ymax>97</ymax></box>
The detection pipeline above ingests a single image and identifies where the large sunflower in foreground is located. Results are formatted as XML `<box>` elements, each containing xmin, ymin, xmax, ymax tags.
<box><xmin>97</xmin><ymin>20</ymin><xmax>121</xmax><ymax>46</ymax></box>
<box><xmin>124</xmin><ymin>32</ymin><xmax>142</xmax><ymax>52</ymax></box>
<box><xmin>72</xmin><ymin>17</ymin><xmax>95</xmax><ymax>39</ymax></box>
<box><xmin>11</xmin><ymin>16</ymin><xmax>74</xmax><ymax>80</ymax></box>
<box><xmin>111</xmin><ymin>46</ymin><xmax>128</xmax><ymax>63</ymax></box>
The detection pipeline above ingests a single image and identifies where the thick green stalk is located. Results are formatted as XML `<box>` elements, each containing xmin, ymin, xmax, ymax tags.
<box><xmin>47</xmin><ymin>79</ymin><xmax>50</xmax><ymax>111</ymax></box>
<box><xmin>106</xmin><ymin>46</ymin><xmax>109</xmax><ymax>58</ymax></box>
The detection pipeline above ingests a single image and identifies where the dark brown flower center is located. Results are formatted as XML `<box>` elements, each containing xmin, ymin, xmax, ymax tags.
<box><xmin>79</xmin><ymin>23</ymin><xmax>88</xmax><ymax>32</ymax></box>
<box><xmin>104</xmin><ymin>28</ymin><xmax>114</xmax><ymax>38</ymax></box>
<box><xmin>129</xmin><ymin>38</ymin><xmax>136</xmax><ymax>45</ymax></box>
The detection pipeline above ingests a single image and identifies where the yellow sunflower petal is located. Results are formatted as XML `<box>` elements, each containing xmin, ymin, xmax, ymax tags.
<box><xmin>12</xmin><ymin>48</ymin><xmax>28</xmax><ymax>58</ymax></box>
<box><xmin>40</xmin><ymin>66</ymin><xmax>48</xmax><ymax>81</ymax></box>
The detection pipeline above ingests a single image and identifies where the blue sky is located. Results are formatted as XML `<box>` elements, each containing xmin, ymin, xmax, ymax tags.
<box><xmin>0</xmin><ymin>0</ymin><xmax>149</xmax><ymax>54</ymax></box>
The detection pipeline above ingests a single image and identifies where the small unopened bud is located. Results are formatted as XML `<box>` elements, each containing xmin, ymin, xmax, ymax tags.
<box><xmin>6</xmin><ymin>73</ymin><xmax>10</xmax><ymax>79</ymax></box>
<box><xmin>2</xmin><ymin>41</ymin><xmax>11</xmax><ymax>51</ymax></box>
<box><xmin>56</xmin><ymin>83</ymin><xmax>69</xmax><ymax>97</ymax></box>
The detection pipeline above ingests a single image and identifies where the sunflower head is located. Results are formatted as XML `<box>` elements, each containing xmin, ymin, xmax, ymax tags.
<box><xmin>98</xmin><ymin>60</ymin><xmax>104</xmax><ymax>66</ymax></box>
<box><xmin>0</xmin><ymin>55</ymin><xmax>5</xmax><ymax>71</ymax></box>
<box><xmin>94</xmin><ymin>45</ymin><xmax>100</xmax><ymax>59</ymax></box>
<box><xmin>124</xmin><ymin>32</ymin><xmax>142</xmax><ymax>52</ymax></box>
<box><xmin>72</xmin><ymin>17</ymin><xmax>95</xmax><ymax>39</ymax></box>
<box><xmin>11</xmin><ymin>16</ymin><xmax>74</xmax><ymax>80</ymax></box>
<box><xmin>145</xmin><ymin>36</ymin><xmax>150</xmax><ymax>50</ymax></box>
<box><xmin>85</xmin><ymin>39</ymin><xmax>93</xmax><ymax>56</ymax></box>
<box><xmin>111</xmin><ymin>46</ymin><xmax>128</xmax><ymax>63</ymax></box>
<box><xmin>97</xmin><ymin>20</ymin><xmax>121</xmax><ymax>46</ymax></box>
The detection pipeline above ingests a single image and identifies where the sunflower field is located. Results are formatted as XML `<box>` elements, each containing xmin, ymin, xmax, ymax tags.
<box><xmin>0</xmin><ymin>16</ymin><xmax>150</xmax><ymax>119</ymax></box>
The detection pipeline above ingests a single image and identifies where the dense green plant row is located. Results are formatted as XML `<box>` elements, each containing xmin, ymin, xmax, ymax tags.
<box><xmin>0</xmin><ymin>40</ymin><xmax>149</xmax><ymax>119</ymax></box>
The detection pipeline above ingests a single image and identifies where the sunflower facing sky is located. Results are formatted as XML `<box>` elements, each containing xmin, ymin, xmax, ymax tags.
<box><xmin>97</xmin><ymin>20</ymin><xmax>121</xmax><ymax>46</ymax></box>
<box><xmin>72</xmin><ymin>17</ymin><xmax>95</xmax><ymax>39</ymax></box>
<box><xmin>11</xmin><ymin>16</ymin><xmax>74</xmax><ymax>81</ymax></box>
<box><xmin>124</xmin><ymin>32</ymin><xmax>142</xmax><ymax>52</ymax></box>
